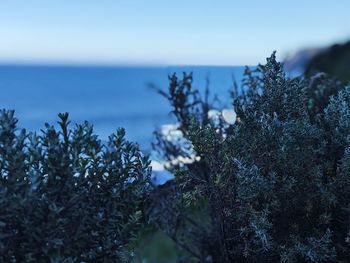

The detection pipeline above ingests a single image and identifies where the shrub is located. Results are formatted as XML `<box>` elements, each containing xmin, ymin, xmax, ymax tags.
<box><xmin>0</xmin><ymin>111</ymin><xmax>151</xmax><ymax>262</ymax></box>
<box><xmin>150</xmin><ymin>52</ymin><xmax>350</xmax><ymax>262</ymax></box>
<box><xmin>1</xmin><ymin>52</ymin><xmax>350</xmax><ymax>263</ymax></box>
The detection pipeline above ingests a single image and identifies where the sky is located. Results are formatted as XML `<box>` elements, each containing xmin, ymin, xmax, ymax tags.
<box><xmin>0</xmin><ymin>0</ymin><xmax>349</xmax><ymax>66</ymax></box>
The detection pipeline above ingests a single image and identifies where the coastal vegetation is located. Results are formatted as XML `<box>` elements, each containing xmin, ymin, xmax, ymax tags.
<box><xmin>305</xmin><ymin>40</ymin><xmax>350</xmax><ymax>83</ymax></box>
<box><xmin>1</xmin><ymin>53</ymin><xmax>350</xmax><ymax>262</ymax></box>
<box><xmin>0</xmin><ymin>112</ymin><xmax>150</xmax><ymax>262</ymax></box>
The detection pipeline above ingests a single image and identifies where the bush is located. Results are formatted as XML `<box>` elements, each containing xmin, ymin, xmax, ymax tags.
<box><xmin>1</xmin><ymin>52</ymin><xmax>349</xmax><ymax>263</ymax></box>
<box><xmin>150</xmin><ymin>52</ymin><xmax>350</xmax><ymax>262</ymax></box>
<box><xmin>0</xmin><ymin>111</ymin><xmax>150</xmax><ymax>262</ymax></box>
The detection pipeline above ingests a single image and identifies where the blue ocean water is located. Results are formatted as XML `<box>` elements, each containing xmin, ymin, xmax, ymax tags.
<box><xmin>0</xmin><ymin>65</ymin><xmax>245</xmax><ymax>152</ymax></box>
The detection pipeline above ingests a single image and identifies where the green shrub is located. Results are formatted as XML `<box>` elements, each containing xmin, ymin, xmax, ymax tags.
<box><xmin>0</xmin><ymin>111</ymin><xmax>150</xmax><ymax>262</ymax></box>
<box><xmin>1</xmin><ymin>52</ymin><xmax>350</xmax><ymax>263</ymax></box>
<box><xmin>151</xmin><ymin>52</ymin><xmax>350</xmax><ymax>262</ymax></box>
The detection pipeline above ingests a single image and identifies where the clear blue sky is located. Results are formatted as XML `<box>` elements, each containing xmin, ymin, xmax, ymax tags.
<box><xmin>0</xmin><ymin>0</ymin><xmax>349</xmax><ymax>65</ymax></box>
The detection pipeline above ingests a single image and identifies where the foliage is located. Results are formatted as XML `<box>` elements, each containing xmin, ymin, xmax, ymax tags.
<box><xmin>151</xmin><ymin>52</ymin><xmax>350</xmax><ymax>262</ymax></box>
<box><xmin>0</xmin><ymin>111</ymin><xmax>151</xmax><ymax>262</ymax></box>
<box><xmin>1</xmin><ymin>51</ymin><xmax>350</xmax><ymax>263</ymax></box>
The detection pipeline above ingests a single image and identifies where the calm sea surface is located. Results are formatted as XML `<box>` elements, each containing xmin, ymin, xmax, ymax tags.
<box><xmin>0</xmin><ymin>65</ymin><xmax>245</xmax><ymax>152</ymax></box>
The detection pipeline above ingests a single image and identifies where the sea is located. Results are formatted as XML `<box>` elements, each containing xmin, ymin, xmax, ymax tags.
<box><xmin>0</xmin><ymin>65</ymin><xmax>246</xmax><ymax>154</ymax></box>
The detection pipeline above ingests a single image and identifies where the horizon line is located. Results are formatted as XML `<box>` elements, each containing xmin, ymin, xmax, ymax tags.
<box><xmin>0</xmin><ymin>61</ymin><xmax>254</xmax><ymax>68</ymax></box>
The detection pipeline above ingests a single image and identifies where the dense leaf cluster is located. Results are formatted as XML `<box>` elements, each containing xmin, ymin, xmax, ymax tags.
<box><xmin>0</xmin><ymin>112</ymin><xmax>150</xmax><ymax>262</ymax></box>
<box><xmin>151</xmin><ymin>52</ymin><xmax>350</xmax><ymax>262</ymax></box>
